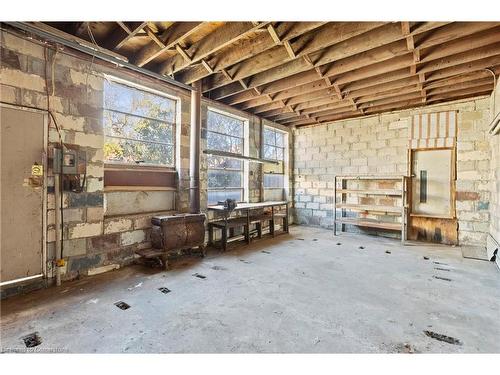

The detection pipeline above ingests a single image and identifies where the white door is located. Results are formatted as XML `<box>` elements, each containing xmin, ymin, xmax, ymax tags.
<box><xmin>411</xmin><ymin>149</ymin><xmax>454</xmax><ymax>217</ymax></box>
<box><xmin>1</xmin><ymin>106</ymin><xmax>46</xmax><ymax>284</ymax></box>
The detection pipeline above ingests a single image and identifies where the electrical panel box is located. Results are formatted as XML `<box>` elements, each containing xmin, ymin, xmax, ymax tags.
<box><xmin>53</xmin><ymin>148</ymin><xmax>86</xmax><ymax>175</ymax></box>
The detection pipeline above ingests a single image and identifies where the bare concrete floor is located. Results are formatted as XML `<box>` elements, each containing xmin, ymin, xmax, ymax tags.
<box><xmin>1</xmin><ymin>226</ymin><xmax>499</xmax><ymax>353</ymax></box>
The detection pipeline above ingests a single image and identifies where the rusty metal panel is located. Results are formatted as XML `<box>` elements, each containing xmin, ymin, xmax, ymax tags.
<box><xmin>1</xmin><ymin>107</ymin><xmax>45</xmax><ymax>283</ymax></box>
<box><xmin>152</xmin><ymin>214</ymin><xmax>205</xmax><ymax>251</ymax></box>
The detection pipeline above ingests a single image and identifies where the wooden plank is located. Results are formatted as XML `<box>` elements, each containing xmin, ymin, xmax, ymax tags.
<box><xmin>176</xmin><ymin>22</ymin><xmax>326</xmax><ymax>84</ymax></box>
<box><xmin>158</xmin><ymin>22</ymin><xmax>265</xmax><ymax>76</ymax></box>
<box><xmin>105</xmin><ymin>21</ymin><xmax>148</xmax><ymax>50</ymax></box>
<box><xmin>335</xmin><ymin>218</ymin><xmax>401</xmax><ymax>231</ymax></box>
<box><xmin>203</xmin><ymin>22</ymin><xmax>384</xmax><ymax>93</ymax></box>
<box><xmin>133</xmin><ymin>22</ymin><xmax>204</xmax><ymax>67</ymax></box>
<box><xmin>337</xmin><ymin>189</ymin><xmax>403</xmax><ymax>196</ymax></box>
<box><xmin>223</xmin><ymin>23</ymin><xmax>500</xmax><ymax>106</ymax></box>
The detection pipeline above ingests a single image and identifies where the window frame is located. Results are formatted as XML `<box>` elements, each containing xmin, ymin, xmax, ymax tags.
<box><xmin>102</xmin><ymin>75</ymin><xmax>179</xmax><ymax>169</ymax></box>
<box><xmin>262</xmin><ymin>125</ymin><xmax>288</xmax><ymax>202</ymax></box>
<box><xmin>206</xmin><ymin>107</ymin><xmax>249</xmax><ymax>205</ymax></box>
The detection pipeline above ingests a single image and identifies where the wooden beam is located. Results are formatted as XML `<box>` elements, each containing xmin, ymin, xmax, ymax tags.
<box><xmin>211</xmin><ymin>22</ymin><xmax>498</xmax><ymax>102</ymax></box>
<box><xmin>177</xmin><ymin>22</ymin><xmax>327</xmax><ymax>84</ymax></box>
<box><xmin>175</xmin><ymin>44</ymin><xmax>192</xmax><ymax>63</ymax></box>
<box><xmin>157</xmin><ymin>22</ymin><xmax>268</xmax><ymax>76</ymax></box>
<box><xmin>133</xmin><ymin>22</ymin><xmax>204</xmax><ymax>67</ymax></box>
<box><xmin>201</xmin><ymin>59</ymin><xmax>214</xmax><ymax>74</ymax></box>
<box><xmin>203</xmin><ymin>22</ymin><xmax>384</xmax><ymax>93</ymax></box>
<box><xmin>105</xmin><ymin>21</ymin><xmax>148</xmax><ymax>51</ymax></box>
<box><xmin>283</xmin><ymin>40</ymin><xmax>296</xmax><ymax>59</ymax></box>
<box><xmin>267</xmin><ymin>24</ymin><xmax>282</xmax><ymax>44</ymax></box>
<box><xmin>143</xmin><ymin>24</ymin><xmax>165</xmax><ymax>48</ymax></box>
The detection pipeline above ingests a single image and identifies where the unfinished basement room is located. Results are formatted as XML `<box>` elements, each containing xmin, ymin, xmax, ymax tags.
<box><xmin>1</xmin><ymin>3</ymin><xmax>500</xmax><ymax>366</ymax></box>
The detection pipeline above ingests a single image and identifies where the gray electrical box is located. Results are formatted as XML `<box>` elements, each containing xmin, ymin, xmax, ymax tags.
<box><xmin>53</xmin><ymin>148</ymin><xmax>86</xmax><ymax>174</ymax></box>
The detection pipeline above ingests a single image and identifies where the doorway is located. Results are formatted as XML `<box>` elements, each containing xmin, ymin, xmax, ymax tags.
<box><xmin>1</xmin><ymin>105</ymin><xmax>47</xmax><ymax>285</ymax></box>
<box><xmin>409</xmin><ymin>148</ymin><xmax>457</xmax><ymax>244</ymax></box>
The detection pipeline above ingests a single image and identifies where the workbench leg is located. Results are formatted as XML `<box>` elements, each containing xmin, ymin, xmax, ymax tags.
<box><xmin>285</xmin><ymin>203</ymin><xmax>290</xmax><ymax>233</ymax></box>
<box><xmin>271</xmin><ymin>206</ymin><xmax>275</xmax><ymax>237</ymax></box>
<box><xmin>246</xmin><ymin>209</ymin><xmax>250</xmax><ymax>244</ymax></box>
<box><xmin>208</xmin><ymin>225</ymin><xmax>214</xmax><ymax>246</ymax></box>
<box><xmin>222</xmin><ymin>228</ymin><xmax>228</xmax><ymax>252</ymax></box>
<box><xmin>161</xmin><ymin>255</ymin><xmax>170</xmax><ymax>271</ymax></box>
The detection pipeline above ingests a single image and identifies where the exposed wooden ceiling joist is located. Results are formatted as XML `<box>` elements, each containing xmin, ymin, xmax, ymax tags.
<box><xmin>33</xmin><ymin>21</ymin><xmax>500</xmax><ymax>127</ymax></box>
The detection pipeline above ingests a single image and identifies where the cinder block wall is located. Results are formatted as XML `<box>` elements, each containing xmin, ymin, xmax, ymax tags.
<box><xmin>293</xmin><ymin>97</ymin><xmax>493</xmax><ymax>246</ymax></box>
<box><xmin>489</xmin><ymin>80</ymin><xmax>500</xmax><ymax>246</ymax></box>
<box><xmin>0</xmin><ymin>30</ymin><xmax>291</xmax><ymax>282</ymax></box>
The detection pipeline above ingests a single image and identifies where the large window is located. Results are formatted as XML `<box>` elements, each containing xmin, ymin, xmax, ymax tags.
<box><xmin>207</xmin><ymin>110</ymin><xmax>246</xmax><ymax>205</ymax></box>
<box><xmin>263</xmin><ymin>127</ymin><xmax>287</xmax><ymax>200</ymax></box>
<box><xmin>103</xmin><ymin>79</ymin><xmax>176</xmax><ymax>167</ymax></box>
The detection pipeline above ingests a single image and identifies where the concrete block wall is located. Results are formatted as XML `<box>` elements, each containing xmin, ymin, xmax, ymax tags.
<box><xmin>293</xmin><ymin>97</ymin><xmax>493</xmax><ymax>246</ymax></box>
<box><xmin>489</xmin><ymin>80</ymin><xmax>500</xmax><ymax>247</ymax></box>
<box><xmin>1</xmin><ymin>29</ymin><xmax>290</xmax><ymax>282</ymax></box>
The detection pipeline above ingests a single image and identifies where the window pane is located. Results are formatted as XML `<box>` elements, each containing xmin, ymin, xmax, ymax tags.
<box><xmin>104</xmin><ymin>80</ymin><xmax>176</xmax><ymax>123</ymax></box>
<box><xmin>275</xmin><ymin>132</ymin><xmax>285</xmax><ymax>147</ymax></box>
<box><xmin>264</xmin><ymin>174</ymin><xmax>284</xmax><ymax>188</ymax></box>
<box><xmin>263</xmin><ymin>145</ymin><xmax>277</xmax><ymax>160</ymax></box>
<box><xmin>104</xmin><ymin>110</ymin><xmax>173</xmax><ymax>144</ymax></box>
<box><xmin>207</xmin><ymin>156</ymin><xmax>242</xmax><ymax>170</ymax></box>
<box><xmin>263</xmin><ymin>128</ymin><xmax>276</xmax><ymax>146</ymax></box>
<box><xmin>208</xmin><ymin>170</ymin><xmax>242</xmax><ymax>188</ymax></box>
<box><xmin>208</xmin><ymin>190</ymin><xmax>242</xmax><ymax>205</ymax></box>
<box><xmin>207</xmin><ymin>132</ymin><xmax>242</xmax><ymax>154</ymax></box>
<box><xmin>104</xmin><ymin>137</ymin><xmax>173</xmax><ymax>165</ymax></box>
<box><xmin>276</xmin><ymin>146</ymin><xmax>284</xmax><ymax>160</ymax></box>
<box><xmin>207</xmin><ymin>110</ymin><xmax>243</xmax><ymax>137</ymax></box>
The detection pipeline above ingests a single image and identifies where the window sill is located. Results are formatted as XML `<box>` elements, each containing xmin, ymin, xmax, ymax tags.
<box><xmin>104</xmin><ymin>186</ymin><xmax>176</xmax><ymax>192</ymax></box>
<box><xmin>104</xmin><ymin>163</ymin><xmax>176</xmax><ymax>173</ymax></box>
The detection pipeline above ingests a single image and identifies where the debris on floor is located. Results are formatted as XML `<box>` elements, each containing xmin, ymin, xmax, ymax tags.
<box><xmin>193</xmin><ymin>273</ymin><xmax>206</xmax><ymax>279</ymax></box>
<box><xmin>433</xmin><ymin>276</ymin><xmax>452</xmax><ymax>282</ymax></box>
<box><xmin>336</xmin><ymin>242</ymin><xmax>342</xmax><ymax>245</ymax></box>
<box><xmin>423</xmin><ymin>256</ymin><xmax>430</xmax><ymax>260</ymax></box>
<box><xmin>385</xmin><ymin>251</ymin><xmax>391</xmax><ymax>254</ymax></box>
<box><xmin>434</xmin><ymin>267</ymin><xmax>451</xmax><ymax>272</ymax></box>
<box><xmin>433</xmin><ymin>261</ymin><xmax>448</xmax><ymax>265</ymax></box>
<box><xmin>359</xmin><ymin>246</ymin><xmax>365</xmax><ymax>249</ymax></box>
<box><xmin>114</xmin><ymin>301</ymin><xmax>131</xmax><ymax>310</ymax></box>
<box><xmin>158</xmin><ymin>287</ymin><xmax>171</xmax><ymax>294</ymax></box>
<box><xmin>210</xmin><ymin>265</ymin><xmax>227</xmax><ymax>271</ymax></box>
<box><xmin>127</xmin><ymin>282</ymin><xmax>143</xmax><ymax>291</ymax></box>
<box><xmin>261</xmin><ymin>250</ymin><xmax>271</xmax><ymax>254</ymax></box>
<box><xmin>21</xmin><ymin>332</ymin><xmax>42</xmax><ymax>348</ymax></box>
<box><xmin>239</xmin><ymin>259</ymin><xmax>251</xmax><ymax>264</ymax></box>
<box><xmin>424</xmin><ymin>330</ymin><xmax>462</xmax><ymax>345</ymax></box>
<box><xmin>395</xmin><ymin>342</ymin><xmax>418</xmax><ymax>353</ymax></box>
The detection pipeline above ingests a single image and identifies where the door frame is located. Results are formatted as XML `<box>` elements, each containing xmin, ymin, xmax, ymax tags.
<box><xmin>408</xmin><ymin>146</ymin><xmax>457</xmax><ymax>219</ymax></box>
<box><xmin>0</xmin><ymin>103</ymin><xmax>48</xmax><ymax>286</ymax></box>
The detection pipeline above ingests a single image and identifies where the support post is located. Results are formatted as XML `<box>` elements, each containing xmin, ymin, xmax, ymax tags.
<box><xmin>189</xmin><ymin>80</ymin><xmax>202</xmax><ymax>214</ymax></box>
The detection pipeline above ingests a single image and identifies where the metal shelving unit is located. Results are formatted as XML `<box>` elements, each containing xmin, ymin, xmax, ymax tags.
<box><xmin>333</xmin><ymin>175</ymin><xmax>409</xmax><ymax>244</ymax></box>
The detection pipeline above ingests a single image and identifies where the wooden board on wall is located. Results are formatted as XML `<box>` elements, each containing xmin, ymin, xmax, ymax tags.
<box><xmin>408</xmin><ymin>216</ymin><xmax>458</xmax><ymax>245</ymax></box>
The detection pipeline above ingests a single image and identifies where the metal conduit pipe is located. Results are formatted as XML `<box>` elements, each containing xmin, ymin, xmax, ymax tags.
<box><xmin>190</xmin><ymin>80</ymin><xmax>202</xmax><ymax>213</ymax></box>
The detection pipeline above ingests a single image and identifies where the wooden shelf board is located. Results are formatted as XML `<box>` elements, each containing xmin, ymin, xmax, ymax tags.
<box><xmin>337</xmin><ymin>203</ymin><xmax>402</xmax><ymax>214</ymax></box>
<box><xmin>336</xmin><ymin>189</ymin><xmax>402</xmax><ymax>196</ymax></box>
<box><xmin>335</xmin><ymin>218</ymin><xmax>401</xmax><ymax>231</ymax></box>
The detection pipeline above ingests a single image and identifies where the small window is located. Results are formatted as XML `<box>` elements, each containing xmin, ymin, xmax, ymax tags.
<box><xmin>263</xmin><ymin>127</ymin><xmax>287</xmax><ymax>201</ymax></box>
<box><xmin>103</xmin><ymin>79</ymin><xmax>176</xmax><ymax>167</ymax></box>
<box><xmin>263</xmin><ymin>127</ymin><xmax>285</xmax><ymax>161</ymax></box>
<box><xmin>207</xmin><ymin>110</ymin><xmax>246</xmax><ymax>205</ymax></box>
